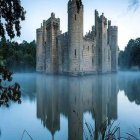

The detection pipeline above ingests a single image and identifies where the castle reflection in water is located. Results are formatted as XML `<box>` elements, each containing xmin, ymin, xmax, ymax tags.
<box><xmin>36</xmin><ymin>74</ymin><xmax>119</xmax><ymax>139</ymax></box>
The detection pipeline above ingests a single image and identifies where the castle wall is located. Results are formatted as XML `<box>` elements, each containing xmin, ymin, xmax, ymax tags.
<box><xmin>108</xmin><ymin>22</ymin><xmax>118</xmax><ymax>72</ymax></box>
<box><xmin>95</xmin><ymin>11</ymin><xmax>111</xmax><ymax>74</ymax></box>
<box><xmin>45</xmin><ymin>13</ymin><xmax>60</xmax><ymax>74</ymax></box>
<box><xmin>36</xmin><ymin>27</ymin><xmax>45</xmax><ymax>72</ymax></box>
<box><xmin>85</xmin><ymin>26</ymin><xmax>96</xmax><ymax>41</ymax></box>
<box><xmin>36</xmin><ymin>1</ymin><xmax>118</xmax><ymax>76</ymax></box>
<box><xmin>57</xmin><ymin>32</ymin><xmax>69</xmax><ymax>73</ymax></box>
<box><xmin>82</xmin><ymin>38</ymin><xmax>96</xmax><ymax>73</ymax></box>
<box><xmin>68</xmin><ymin>0</ymin><xmax>84</xmax><ymax>75</ymax></box>
<box><xmin>106</xmin><ymin>45</ymin><xmax>112</xmax><ymax>72</ymax></box>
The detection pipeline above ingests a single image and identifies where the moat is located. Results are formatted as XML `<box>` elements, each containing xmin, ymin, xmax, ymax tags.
<box><xmin>0</xmin><ymin>72</ymin><xmax>140</xmax><ymax>139</ymax></box>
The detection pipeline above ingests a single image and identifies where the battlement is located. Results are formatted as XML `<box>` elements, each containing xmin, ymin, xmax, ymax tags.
<box><xmin>100</xmin><ymin>14</ymin><xmax>107</xmax><ymax>25</ymax></box>
<box><xmin>68</xmin><ymin>0</ymin><xmax>83</xmax><ymax>4</ymax></box>
<box><xmin>45</xmin><ymin>13</ymin><xmax>60</xmax><ymax>25</ymax></box>
<box><xmin>84</xmin><ymin>26</ymin><xmax>95</xmax><ymax>41</ymax></box>
<box><xmin>62</xmin><ymin>32</ymin><xmax>68</xmax><ymax>37</ymax></box>
<box><xmin>95</xmin><ymin>9</ymin><xmax>99</xmax><ymax>16</ymax></box>
<box><xmin>36</xmin><ymin>28</ymin><xmax>42</xmax><ymax>33</ymax></box>
<box><xmin>110</xmin><ymin>26</ymin><xmax>118</xmax><ymax>30</ymax></box>
<box><xmin>108</xmin><ymin>20</ymin><xmax>111</xmax><ymax>26</ymax></box>
<box><xmin>68</xmin><ymin>0</ymin><xmax>83</xmax><ymax>13</ymax></box>
<box><xmin>83</xmin><ymin>37</ymin><xmax>94</xmax><ymax>42</ymax></box>
<box><xmin>68</xmin><ymin>0</ymin><xmax>76</xmax><ymax>3</ymax></box>
<box><xmin>51</xmin><ymin>12</ymin><xmax>55</xmax><ymax>18</ymax></box>
<box><xmin>58</xmin><ymin>32</ymin><xmax>68</xmax><ymax>39</ymax></box>
<box><xmin>95</xmin><ymin>10</ymin><xmax>107</xmax><ymax>25</ymax></box>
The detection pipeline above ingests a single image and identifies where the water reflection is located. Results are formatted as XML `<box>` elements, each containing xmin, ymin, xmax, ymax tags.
<box><xmin>118</xmin><ymin>72</ymin><xmax>140</xmax><ymax>105</ymax></box>
<box><xmin>36</xmin><ymin>74</ymin><xmax>119</xmax><ymax>139</ymax></box>
<box><xmin>13</xmin><ymin>73</ymin><xmax>36</xmax><ymax>101</ymax></box>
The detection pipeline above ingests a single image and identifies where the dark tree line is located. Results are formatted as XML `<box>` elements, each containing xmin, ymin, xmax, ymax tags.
<box><xmin>0</xmin><ymin>38</ymin><xmax>36</xmax><ymax>72</ymax></box>
<box><xmin>119</xmin><ymin>38</ymin><xmax>140</xmax><ymax>70</ymax></box>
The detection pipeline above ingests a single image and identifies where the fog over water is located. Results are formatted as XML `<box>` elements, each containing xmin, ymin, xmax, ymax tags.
<box><xmin>0</xmin><ymin>72</ymin><xmax>140</xmax><ymax>139</ymax></box>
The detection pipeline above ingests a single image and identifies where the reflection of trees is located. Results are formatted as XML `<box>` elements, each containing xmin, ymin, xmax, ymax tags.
<box><xmin>118</xmin><ymin>73</ymin><xmax>140</xmax><ymax>105</ymax></box>
<box><xmin>14</xmin><ymin>74</ymin><xmax>36</xmax><ymax>101</ymax></box>
<box><xmin>36</xmin><ymin>74</ymin><xmax>118</xmax><ymax>140</ymax></box>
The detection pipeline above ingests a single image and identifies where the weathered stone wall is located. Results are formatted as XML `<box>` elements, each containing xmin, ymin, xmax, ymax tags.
<box><xmin>108</xmin><ymin>21</ymin><xmax>118</xmax><ymax>72</ymax></box>
<box><xmin>68</xmin><ymin>0</ymin><xmax>84</xmax><ymax>75</ymax></box>
<box><xmin>45</xmin><ymin>13</ymin><xmax>60</xmax><ymax>74</ymax></box>
<box><xmin>36</xmin><ymin>27</ymin><xmax>45</xmax><ymax>72</ymax></box>
<box><xmin>57</xmin><ymin>32</ymin><xmax>69</xmax><ymax>73</ymax></box>
<box><xmin>95</xmin><ymin>10</ymin><xmax>111</xmax><ymax>74</ymax></box>
<box><xmin>83</xmin><ymin>38</ymin><xmax>96</xmax><ymax>73</ymax></box>
<box><xmin>85</xmin><ymin>26</ymin><xmax>96</xmax><ymax>41</ymax></box>
<box><xmin>36</xmin><ymin>1</ymin><xmax>118</xmax><ymax>76</ymax></box>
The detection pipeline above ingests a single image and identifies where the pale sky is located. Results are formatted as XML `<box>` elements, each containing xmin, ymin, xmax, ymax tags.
<box><xmin>14</xmin><ymin>0</ymin><xmax>140</xmax><ymax>50</ymax></box>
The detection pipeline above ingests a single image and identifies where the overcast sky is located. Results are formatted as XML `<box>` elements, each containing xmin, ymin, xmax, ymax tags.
<box><xmin>14</xmin><ymin>0</ymin><xmax>140</xmax><ymax>50</ymax></box>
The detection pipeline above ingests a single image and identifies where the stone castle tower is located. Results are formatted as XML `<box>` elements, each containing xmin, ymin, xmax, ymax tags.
<box><xmin>45</xmin><ymin>13</ymin><xmax>60</xmax><ymax>74</ymax></box>
<box><xmin>68</xmin><ymin>0</ymin><xmax>83</xmax><ymax>74</ymax></box>
<box><xmin>95</xmin><ymin>10</ymin><xmax>111</xmax><ymax>73</ymax></box>
<box><xmin>108</xmin><ymin>20</ymin><xmax>118</xmax><ymax>72</ymax></box>
<box><xmin>36</xmin><ymin>0</ymin><xmax>118</xmax><ymax>75</ymax></box>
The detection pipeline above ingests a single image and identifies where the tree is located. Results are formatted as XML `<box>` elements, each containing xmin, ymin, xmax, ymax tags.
<box><xmin>0</xmin><ymin>39</ymin><xmax>36</xmax><ymax>72</ymax></box>
<box><xmin>0</xmin><ymin>66</ymin><xmax>21</xmax><ymax>107</ymax></box>
<box><xmin>0</xmin><ymin>0</ymin><xmax>26</xmax><ymax>39</ymax></box>
<box><xmin>119</xmin><ymin>38</ymin><xmax>140</xmax><ymax>70</ymax></box>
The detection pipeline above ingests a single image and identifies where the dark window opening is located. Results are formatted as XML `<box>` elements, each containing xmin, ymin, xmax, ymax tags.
<box><xmin>92</xmin><ymin>57</ymin><xmax>94</xmax><ymax>64</ymax></box>
<box><xmin>88</xmin><ymin>46</ymin><xmax>89</xmax><ymax>51</ymax></box>
<box><xmin>75</xmin><ymin>49</ymin><xmax>76</xmax><ymax>57</ymax></box>
<box><xmin>75</xmin><ymin>14</ymin><xmax>76</xmax><ymax>20</ymax></box>
<box><xmin>108</xmin><ymin>52</ymin><xmax>110</xmax><ymax>61</ymax></box>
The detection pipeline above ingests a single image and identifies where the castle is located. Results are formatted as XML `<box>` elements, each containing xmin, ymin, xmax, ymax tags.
<box><xmin>36</xmin><ymin>0</ymin><xmax>118</xmax><ymax>75</ymax></box>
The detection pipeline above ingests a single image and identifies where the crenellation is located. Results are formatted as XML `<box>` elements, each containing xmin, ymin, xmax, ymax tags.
<box><xmin>36</xmin><ymin>0</ymin><xmax>118</xmax><ymax>75</ymax></box>
<box><xmin>84</xmin><ymin>26</ymin><xmax>96</xmax><ymax>41</ymax></box>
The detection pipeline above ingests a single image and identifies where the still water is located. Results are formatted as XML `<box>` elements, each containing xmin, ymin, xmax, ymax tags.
<box><xmin>0</xmin><ymin>72</ymin><xmax>140</xmax><ymax>140</ymax></box>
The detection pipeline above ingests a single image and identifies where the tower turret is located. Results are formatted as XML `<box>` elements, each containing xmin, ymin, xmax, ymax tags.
<box><xmin>45</xmin><ymin>13</ymin><xmax>60</xmax><ymax>74</ymax></box>
<box><xmin>68</xmin><ymin>0</ymin><xmax>84</xmax><ymax>75</ymax></box>
<box><xmin>108</xmin><ymin>23</ymin><xmax>118</xmax><ymax>72</ymax></box>
<box><xmin>95</xmin><ymin>10</ymin><xmax>110</xmax><ymax>73</ymax></box>
<box><xmin>36</xmin><ymin>25</ymin><xmax>45</xmax><ymax>72</ymax></box>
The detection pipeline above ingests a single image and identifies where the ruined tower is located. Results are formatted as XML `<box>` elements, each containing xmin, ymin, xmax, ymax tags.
<box><xmin>68</xmin><ymin>0</ymin><xmax>84</xmax><ymax>75</ymax></box>
<box><xmin>108</xmin><ymin>21</ymin><xmax>118</xmax><ymax>72</ymax></box>
<box><xmin>36</xmin><ymin>25</ymin><xmax>45</xmax><ymax>72</ymax></box>
<box><xmin>45</xmin><ymin>13</ymin><xmax>60</xmax><ymax>74</ymax></box>
<box><xmin>95</xmin><ymin>10</ymin><xmax>111</xmax><ymax>74</ymax></box>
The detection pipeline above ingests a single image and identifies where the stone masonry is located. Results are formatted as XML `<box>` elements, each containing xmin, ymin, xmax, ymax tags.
<box><xmin>36</xmin><ymin>0</ymin><xmax>118</xmax><ymax>75</ymax></box>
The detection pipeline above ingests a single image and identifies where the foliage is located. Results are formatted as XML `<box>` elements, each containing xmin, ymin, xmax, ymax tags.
<box><xmin>119</xmin><ymin>38</ymin><xmax>140</xmax><ymax>70</ymax></box>
<box><xmin>0</xmin><ymin>38</ymin><xmax>36</xmax><ymax>72</ymax></box>
<box><xmin>0</xmin><ymin>65</ymin><xmax>21</xmax><ymax>107</ymax></box>
<box><xmin>73</xmin><ymin>109</ymin><xmax>139</xmax><ymax>140</ymax></box>
<box><xmin>0</xmin><ymin>0</ymin><xmax>26</xmax><ymax>39</ymax></box>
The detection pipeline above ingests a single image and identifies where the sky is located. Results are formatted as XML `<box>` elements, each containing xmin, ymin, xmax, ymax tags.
<box><xmin>14</xmin><ymin>0</ymin><xmax>140</xmax><ymax>50</ymax></box>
